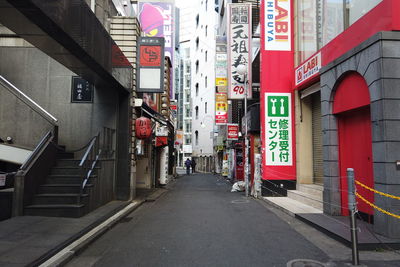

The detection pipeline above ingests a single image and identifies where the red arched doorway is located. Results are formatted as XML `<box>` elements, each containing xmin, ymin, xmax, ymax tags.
<box><xmin>333</xmin><ymin>72</ymin><xmax>374</xmax><ymax>217</ymax></box>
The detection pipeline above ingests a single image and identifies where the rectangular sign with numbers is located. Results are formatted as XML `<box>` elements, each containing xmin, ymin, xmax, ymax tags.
<box><xmin>265</xmin><ymin>93</ymin><xmax>292</xmax><ymax>166</ymax></box>
<box><xmin>227</xmin><ymin>3</ymin><xmax>252</xmax><ymax>99</ymax></box>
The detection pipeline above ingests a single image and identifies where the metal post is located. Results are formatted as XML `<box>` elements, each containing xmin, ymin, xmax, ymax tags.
<box><xmin>347</xmin><ymin>168</ymin><xmax>360</xmax><ymax>265</ymax></box>
<box><xmin>244</xmin><ymin>73</ymin><xmax>249</xmax><ymax>198</ymax></box>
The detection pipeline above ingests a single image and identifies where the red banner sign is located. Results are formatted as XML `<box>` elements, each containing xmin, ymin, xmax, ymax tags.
<box><xmin>227</xmin><ymin>124</ymin><xmax>239</xmax><ymax>140</ymax></box>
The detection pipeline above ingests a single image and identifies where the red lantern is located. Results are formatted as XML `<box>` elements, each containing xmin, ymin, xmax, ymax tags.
<box><xmin>135</xmin><ymin>117</ymin><xmax>152</xmax><ymax>139</ymax></box>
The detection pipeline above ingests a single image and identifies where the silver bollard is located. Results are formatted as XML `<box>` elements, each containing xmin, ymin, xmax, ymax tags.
<box><xmin>347</xmin><ymin>168</ymin><xmax>360</xmax><ymax>265</ymax></box>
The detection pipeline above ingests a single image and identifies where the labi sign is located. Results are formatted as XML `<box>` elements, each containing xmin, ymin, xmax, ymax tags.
<box><xmin>265</xmin><ymin>93</ymin><xmax>292</xmax><ymax>166</ymax></box>
<box><xmin>264</xmin><ymin>0</ymin><xmax>291</xmax><ymax>51</ymax></box>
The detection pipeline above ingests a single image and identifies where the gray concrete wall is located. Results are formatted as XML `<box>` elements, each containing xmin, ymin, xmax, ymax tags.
<box><xmin>320</xmin><ymin>31</ymin><xmax>400</xmax><ymax>237</ymax></box>
<box><xmin>0</xmin><ymin>47</ymin><xmax>118</xmax><ymax>151</ymax></box>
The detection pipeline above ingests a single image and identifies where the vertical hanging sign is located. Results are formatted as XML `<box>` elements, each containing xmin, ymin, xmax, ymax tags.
<box><xmin>215</xmin><ymin>93</ymin><xmax>228</xmax><ymax>124</ymax></box>
<box><xmin>264</xmin><ymin>0</ymin><xmax>291</xmax><ymax>51</ymax></box>
<box><xmin>137</xmin><ymin>37</ymin><xmax>165</xmax><ymax>93</ymax></box>
<box><xmin>265</xmin><ymin>93</ymin><xmax>292</xmax><ymax>166</ymax></box>
<box><xmin>227</xmin><ymin>3</ymin><xmax>252</xmax><ymax>99</ymax></box>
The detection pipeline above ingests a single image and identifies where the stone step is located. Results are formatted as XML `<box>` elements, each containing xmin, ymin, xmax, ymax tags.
<box><xmin>51</xmin><ymin>166</ymin><xmax>99</xmax><ymax>175</ymax></box>
<box><xmin>263</xmin><ymin>197</ymin><xmax>323</xmax><ymax>216</ymax></box>
<box><xmin>297</xmin><ymin>184</ymin><xmax>323</xmax><ymax>199</ymax></box>
<box><xmin>56</xmin><ymin>159</ymin><xmax>81</xmax><ymax>167</ymax></box>
<box><xmin>32</xmin><ymin>193</ymin><xmax>88</xmax><ymax>205</ymax></box>
<box><xmin>24</xmin><ymin>204</ymin><xmax>86</xmax><ymax>218</ymax></box>
<box><xmin>287</xmin><ymin>190</ymin><xmax>323</xmax><ymax>210</ymax></box>
<box><xmin>38</xmin><ymin>184</ymin><xmax>92</xmax><ymax>194</ymax></box>
<box><xmin>46</xmin><ymin>175</ymin><xmax>96</xmax><ymax>184</ymax></box>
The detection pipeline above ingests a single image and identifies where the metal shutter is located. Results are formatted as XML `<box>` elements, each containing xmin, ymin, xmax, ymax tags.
<box><xmin>312</xmin><ymin>92</ymin><xmax>324</xmax><ymax>185</ymax></box>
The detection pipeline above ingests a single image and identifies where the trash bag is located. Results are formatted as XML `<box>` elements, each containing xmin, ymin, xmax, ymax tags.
<box><xmin>231</xmin><ymin>181</ymin><xmax>245</xmax><ymax>192</ymax></box>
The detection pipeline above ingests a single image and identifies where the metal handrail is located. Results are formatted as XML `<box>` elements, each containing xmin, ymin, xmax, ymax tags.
<box><xmin>0</xmin><ymin>75</ymin><xmax>58</xmax><ymax>125</ymax></box>
<box><xmin>78</xmin><ymin>127</ymin><xmax>115</xmax><ymax>200</ymax></box>
<box><xmin>19</xmin><ymin>131</ymin><xmax>53</xmax><ymax>171</ymax></box>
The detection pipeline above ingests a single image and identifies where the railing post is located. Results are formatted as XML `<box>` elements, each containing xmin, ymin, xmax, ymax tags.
<box><xmin>347</xmin><ymin>168</ymin><xmax>360</xmax><ymax>265</ymax></box>
<box><xmin>12</xmin><ymin>170</ymin><xmax>25</xmax><ymax>217</ymax></box>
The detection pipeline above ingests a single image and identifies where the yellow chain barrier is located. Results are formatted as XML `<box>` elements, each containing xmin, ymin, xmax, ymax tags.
<box><xmin>355</xmin><ymin>180</ymin><xmax>400</xmax><ymax>201</ymax></box>
<box><xmin>356</xmin><ymin>192</ymin><xmax>400</xmax><ymax>220</ymax></box>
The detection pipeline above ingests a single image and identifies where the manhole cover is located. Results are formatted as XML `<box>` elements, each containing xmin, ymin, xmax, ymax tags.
<box><xmin>287</xmin><ymin>259</ymin><xmax>326</xmax><ymax>267</ymax></box>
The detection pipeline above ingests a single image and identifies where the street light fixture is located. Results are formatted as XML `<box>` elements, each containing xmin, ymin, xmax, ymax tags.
<box><xmin>237</xmin><ymin>64</ymin><xmax>249</xmax><ymax>198</ymax></box>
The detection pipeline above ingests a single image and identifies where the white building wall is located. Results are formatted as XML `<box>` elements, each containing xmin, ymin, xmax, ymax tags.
<box><xmin>190</xmin><ymin>0</ymin><xmax>216</xmax><ymax>157</ymax></box>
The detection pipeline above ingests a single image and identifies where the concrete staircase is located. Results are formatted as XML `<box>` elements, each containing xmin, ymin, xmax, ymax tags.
<box><xmin>264</xmin><ymin>183</ymin><xmax>323</xmax><ymax>215</ymax></box>
<box><xmin>287</xmin><ymin>184</ymin><xmax>323</xmax><ymax>210</ymax></box>
<box><xmin>24</xmin><ymin>151</ymin><xmax>99</xmax><ymax>218</ymax></box>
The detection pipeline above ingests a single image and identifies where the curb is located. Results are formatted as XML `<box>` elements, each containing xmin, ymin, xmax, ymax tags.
<box><xmin>39</xmin><ymin>200</ymin><xmax>144</xmax><ymax>267</ymax></box>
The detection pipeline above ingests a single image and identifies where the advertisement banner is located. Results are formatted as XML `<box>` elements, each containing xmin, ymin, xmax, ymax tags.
<box><xmin>175</xmin><ymin>130</ymin><xmax>183</xmax><ymax>145</ymax></box>
<box><xmin>264</xmin><ymin>0</ymin><xmax>291</xmax><ymax>51</ymax></box>
<box><xmin>227</xmin><ymin>123</ymin><xmax>239</xmax><ymax>140</ymax></box>
<box><xmin>227</xmin><ymin>3</ymin><xmax>252</xmax><ymax>99</ymax></box>
<box><xmin>265</xmin><ymin>93</ymin><xmax>293</xmax><ymax>166</ymax></box>
<box><xmin>215</xmin><ymin>93</ymin><xmax>228</xmax><ymax>125</ymax></box>
<box><xmin>138</xmin><ymin>2</ymin><xmax>174</xmax><ymax>96</ymax></box>
<box><xmin>215</xmin><ymin>53</ymin><xmax>228</xmax><ymax>86</ymax></box>
<box><xmin>295</xmin><ymin>52</ymin><xmax>321</xmax><ymax>86</ymax></box>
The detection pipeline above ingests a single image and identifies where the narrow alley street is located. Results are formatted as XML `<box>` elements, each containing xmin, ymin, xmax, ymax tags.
<box><xmin>64</xmin><ymin>173</ymin><xmax>400</xmax><ymax>267</ymax></box>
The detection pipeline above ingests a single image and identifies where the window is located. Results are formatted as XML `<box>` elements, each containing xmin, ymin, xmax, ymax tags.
<box><xmin>195</xmin><ymin>83</ymin><xmax>199</xmax><ymax>96</ymax></box>
<box><xmin>195</xmin><ymin>60</ymin><xmax>199</xmax><ymax>73</ymax></box>
<box><xmin>205</xmin><ymin>51</ymin><xmax>207</xmax><ymax>62</ymax></box>
<box><xmin>196</xmin><ymin>14</ymin><xmax>199</xmax><ymax>27</ymax></box>
<box><xmin>295</xmin><ymin>0</ymin><xmax>382</xmax><ymax>66</ymax></box>
<box><xmin>195</xmin><ymin>131</ymin><xmax>199</xmax><ymax>145</ymax></box>
<box><xmin>195</xmin><ymin>106</ymin><xmax>199</xmax><ymax>119</ymax></box>
<box><xmin>196</xmin><ymin>37</ymin><xmax>199</xmax><ymax>50</ymax></box>
<box><xmin>205</xmin><ymin>102</ymin><xmax>207</xmax><ymax>114</ymax></box>
<box><xmin>205</xmin><ymin>0</ymin><xmax>208</xmax><ymax>11</ymax></box>
<box><xmin>205</xmin><ymin>76</ymin><xmax>207</xmax><ymax>88</ymax></box>
<box><xmin>205</xmin><ymin>26</ymin><xmax>208</xmax><ymax>37</ymax></box>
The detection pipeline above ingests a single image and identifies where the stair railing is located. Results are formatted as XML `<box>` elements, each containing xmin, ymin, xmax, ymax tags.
<box><xmin>77</xmin><ymin>127</ymin><xmax>115</xmax><ymax>203</ymax></box>
<box><xmin>0</xmin><ymin>75</ymin><xmax>59</xmax><ymax>143</ymax></box>
<box><xmin>79</xmin><ymin>132</ymin><xmax>101</xmax><ymax>200</ymax></box>
<box><xmin>13</xmin><ymin>130</ymin><xmax>58</xmax><ymax>216</ymax></box>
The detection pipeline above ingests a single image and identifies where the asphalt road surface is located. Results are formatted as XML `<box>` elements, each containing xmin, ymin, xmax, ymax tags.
<box><xmin>65</xmin><ymin>173</ymin><xmax>400</xmax><ymax>266</ymax></box>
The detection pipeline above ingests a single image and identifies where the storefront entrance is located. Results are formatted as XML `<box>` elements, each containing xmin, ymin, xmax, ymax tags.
<box><xmin>337</xmin><ymin>107</ymin><xmax>374</xmax><ymax>216</ymax></box>
<box><xmin>333</xmin><ymin>72</ymin><xmax>374</xmax><ymax>217</ymax></box>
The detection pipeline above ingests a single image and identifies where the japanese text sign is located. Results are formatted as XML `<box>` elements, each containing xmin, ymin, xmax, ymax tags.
<box><xmin>71</xmin><ymin>76</ymin><xmax>93</xmax><ymax>103</ymax></box>
<box><xmin>227</xmin><ymin>123</ymin><xmax>239</xmax><ymax>140</ymax></box>
<box><xmin>227</xmin><ymin>3</ymin><xmax>252</xmax><ymax>99</ymax></box>
<box><xmin>215</xmin><ymin>93</ymin><xmax>228</xmax><ymax>125</ymax></box>
<box><xmin>264</xmin><ymin>0</ymin><xmax>292</xmax><ymax>51</ymax></box>
<box><xmin>265</xmin><ymin>93</ymin><xmax>293</xmax><ymax>166</ymax></box>
<box><xmin>137</xmin><ymin>37</ymin><xmax>165</xmax><ymax>93</ymax></box>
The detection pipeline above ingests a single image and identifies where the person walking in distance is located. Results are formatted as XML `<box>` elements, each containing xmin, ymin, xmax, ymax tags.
<box><xmin>191</xmin><ymin>158</ymin><xmax>196</xmax><ymax>173</ymax></box>
<box><xmin>185</xmin><ymin>158</ymin><xmax>192</xmax><ymax>175</ymax></box>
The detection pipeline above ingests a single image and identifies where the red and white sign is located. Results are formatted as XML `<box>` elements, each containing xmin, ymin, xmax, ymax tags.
<box><xmin>295</xmin><ymin>52</ymin><xmax>321</xmax><ymax>86</ymax></box>
<box><xmin>170</xmin><ymin>104</ymin><xmax>177</xmax><ymax>110</ymax></box>
<box><xmin>264</xmin><ymin>0</ymin><xmax>291</xmax><ymax>51</ymax></box>
<box><xmin>227</xmin><ymin>124</ymin><xmax>239</xmax><ymax>140</ymax></box>
<box><xmin>227</xmin><ymin>3</ymin><xmax>252</xmax><ymax>99</ymax></box>
<box><xmin>215</xmin><ymin>93</ymin><xmax>228</xmax><ymax>125</ymax></box>
<box><xmin>261</xmin><ymin>0</ymin><xmax>296</xmax><ymax>181</ymax></box>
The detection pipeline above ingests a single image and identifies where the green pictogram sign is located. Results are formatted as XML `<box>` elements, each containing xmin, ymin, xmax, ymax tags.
<box><xmin>267</xmin><ymin>95</ymin><xmax>289</xmax><ymax>117</ymax></box>
<box><xmin>265</xmin><ymin>93</ymin><xmax>292</xmax><ymax>166</ymax></box>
